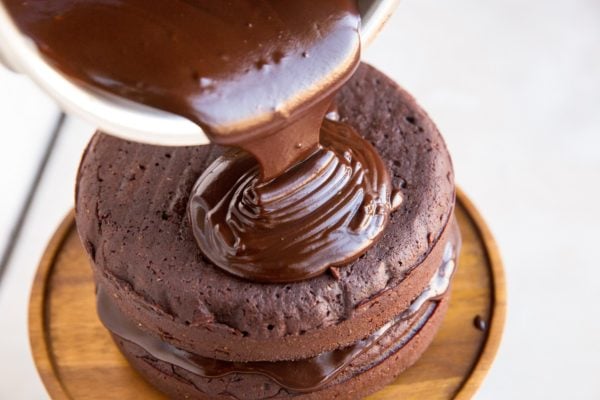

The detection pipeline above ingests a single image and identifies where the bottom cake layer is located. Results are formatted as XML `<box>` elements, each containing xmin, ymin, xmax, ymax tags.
<box><xmin>112</xmin><ymin>294</ymin><xmax>449</xmax><ymax>400</ymax></box>
<box><xmin>99</xmin><ymin>242</ymin><xmax>456</xmax><ymax>400</ymax></box>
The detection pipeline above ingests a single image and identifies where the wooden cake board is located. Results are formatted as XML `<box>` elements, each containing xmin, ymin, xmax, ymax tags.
<box><xmin>29</xmin><ymin>188</ymin><xmax>505</xmax><ymax>399</ymax></box>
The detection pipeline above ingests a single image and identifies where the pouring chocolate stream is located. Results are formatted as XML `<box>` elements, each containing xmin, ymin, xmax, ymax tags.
<box><xmin>5</xmin><ymin>0</ymin><xmax>400</xmax><ymax>282</ymax></box>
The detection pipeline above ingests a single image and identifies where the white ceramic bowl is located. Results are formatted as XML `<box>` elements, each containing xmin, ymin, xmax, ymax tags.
<box><xmin>0</xmin><ymin>0</ymin><xmax>399</xmax><ymax>146</ymax></box>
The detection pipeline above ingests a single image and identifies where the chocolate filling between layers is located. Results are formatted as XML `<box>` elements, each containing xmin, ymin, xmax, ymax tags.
<box><xmin>97</xmin><ymin>240</ymin><xmax>458</xmax><ymax>393</ymax></box>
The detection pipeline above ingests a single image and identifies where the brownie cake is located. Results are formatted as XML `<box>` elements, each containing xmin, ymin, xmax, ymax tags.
<box><xmin>75</xmin><ymin>63</ymin><xmax>461</xmax><ymax>399</ymax></box>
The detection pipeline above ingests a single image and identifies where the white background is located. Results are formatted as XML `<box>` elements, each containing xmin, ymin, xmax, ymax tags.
<box><xmin>1</xmin><ymin>0</ymin><xmax>599</xmax><ymax>398</ymax></box>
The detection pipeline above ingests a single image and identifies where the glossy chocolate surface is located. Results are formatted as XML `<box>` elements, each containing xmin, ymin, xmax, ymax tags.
<box><xmin>189</xmin><ymin>118</ymin><xmax>399</xmax><ymax>282</ymax></box>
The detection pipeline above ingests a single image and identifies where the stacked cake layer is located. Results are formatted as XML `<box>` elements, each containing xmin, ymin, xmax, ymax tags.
<box><xmin>76</xmin><ymin>64</ymin><xmax>459</xmax><ymax>399</ymax></box>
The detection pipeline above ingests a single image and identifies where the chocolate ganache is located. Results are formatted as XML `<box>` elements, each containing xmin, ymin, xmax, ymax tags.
<box><xmin>189</xmin><ymin>120</ymin><xmax>402</xmax><ymax>282</ymax></box>
<box><xmin>5</xmin><ymin>0</ymin><xmax>399</xmax><ymax>281</ymax></box>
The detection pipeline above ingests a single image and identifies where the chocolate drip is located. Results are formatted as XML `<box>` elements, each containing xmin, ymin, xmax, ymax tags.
<box><xmin>189</xmin><ymin>119</ymin><xmax>397</xmax><ymax>282</ymax></box>
<box><xmin>97</xmin><ymin>243</ymin><xmax>457</xmax><ymax>393</ymax></box>
<box><xmin>4</xmin><ymin>0</ymin><xmax>361</xmax><ymax>175</ymax></box>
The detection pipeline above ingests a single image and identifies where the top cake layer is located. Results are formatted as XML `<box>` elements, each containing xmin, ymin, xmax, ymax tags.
<box><xmin>75</xmin><ymin>63</ymin><xmax>456</xmax><ymax>362</ymax></box>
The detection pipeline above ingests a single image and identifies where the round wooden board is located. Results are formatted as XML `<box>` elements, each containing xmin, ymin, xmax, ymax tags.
<box><xmin>29</xmin><ymin>188</ymin><xmax>505</xmax><ymax>400</ymax></box>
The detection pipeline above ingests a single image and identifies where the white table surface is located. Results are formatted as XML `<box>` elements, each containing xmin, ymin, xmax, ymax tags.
<box><xmin>1</xmin><ymin>0</ymin><xmax>599</xmax><ymax>398</ymax></box>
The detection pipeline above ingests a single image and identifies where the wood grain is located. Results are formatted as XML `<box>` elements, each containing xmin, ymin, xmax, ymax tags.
<box><xmin>29</xmin><ymin>188</ymin><xmax>505</xmax><ymax>400</ymax></box>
